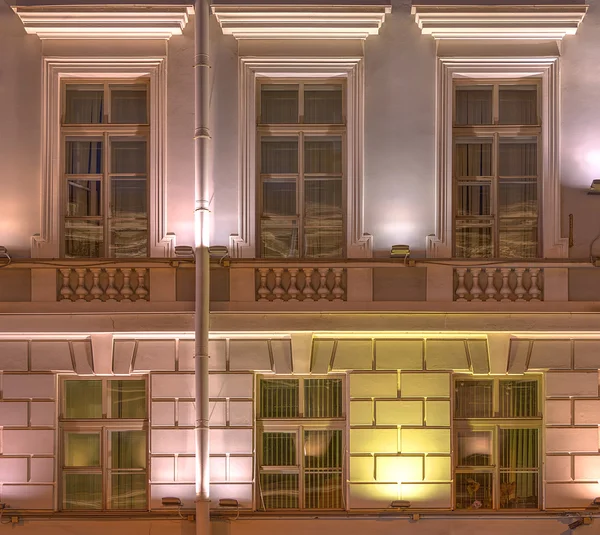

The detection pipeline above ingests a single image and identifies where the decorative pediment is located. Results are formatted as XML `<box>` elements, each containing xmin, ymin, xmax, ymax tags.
<box><xmin>411</xmin><ymin>4</ymin><xmax>587</xmax><ymax>40</ymax></box>
<box><xmin>12</xmin><ymin>5</ymin><xmax>192</xmax><ymax>39</ymax></box>
<box><xmin>211</xmin><ymin>3</ymin><xmax>391</xmax><ymax>40</ymax></box>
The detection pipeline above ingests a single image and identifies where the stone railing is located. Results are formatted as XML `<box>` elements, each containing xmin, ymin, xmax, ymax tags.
<box><xmin>58</xmin><ymin>267</ymin><xmax>150</xmax><ymax>302</ymax></box>
<box><xmin>256</xmin><ymin>267</ymin><xmax>346</xmax><ymax>301</ymax></box>
<box><xmin>454</xmin><ymin>267</ymin><xmax>543</xmax><ymax>302</ymax></box>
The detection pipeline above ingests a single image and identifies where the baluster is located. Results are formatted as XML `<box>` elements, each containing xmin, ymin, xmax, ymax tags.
<box><xmin>287</xmin><ymin>268</ymin><xmax>300</xmax><ymax>301</ymax></box>
<box><xmin>529</xmin><ymin>268</ymin><xmax>542</xmax><ymax>301</ymax></box>
<box><xmin>257</xmin><ymin>268</ymin><xmax>270</xmax><ymax>301</ymax></box>
<box><xmin>59</xmin><ymin>268</ymin><xmax>74</xmax><ymax>301</ymax></box>
<box><xmin>469</xmin><ymin>267</ymin><xmax>483</xmax><ymax>302</ymax></box>
<box><xmin>135</xmin><ymin>268</ymin><xmax>149</xmax><ymax>300</ymax></box>
<box><xmin>514</xmin><ymin>268</ymin><xmax>526</xmax><ymax>301</ymax></box>
<box><xmin>272</xmin><ymin>268</ymin><xmax>285</xmax><ymax>301</ymax></box>
<box><xmin>89</xmin><ymin>268</ymin><xmax>103</xmax><ymax>300</ymax></box>
<box><xmin>455</xmin><ymin>268</ymin><xmax>468</xmax><ymax>301</ymax></box>
<box><xmin>332</xmin><ymin>268</ymin><xmax>345</xmax><ymax>300</ymax></box>
<box><xmin>302</xmin><ymin>268</ymin><xmax>316</xmax><ymax>301</ymax></box>
<box><xmin>317</xmin><ymin>268</ymin><xmax>331</xmax><ymax>300</ymax></box>
<box><xmin>75</xmin><ymin>268</ymin><xmax>89</xmax><ymax>300</ymax></box>
<box><xmin>499</xmin><ymin>268</ymin><xmax>512</xmax><ymax>302</ymax></box>
<box><xmin>105</xmin><ymin>268</ymin><xmax>119</xmax><ymax>300</ymax></box>
<box><xmin>484</xmin><ymin>269</ymin><xmax>497</xmax><ymax>301</ymax></box>
<box><xmin>120</xmin><ymin>268</ymin><xmax>134</xmax><ymax>300</ymax></box>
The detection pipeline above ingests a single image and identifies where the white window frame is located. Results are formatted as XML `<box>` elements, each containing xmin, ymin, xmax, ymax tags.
<box><xmin>36</xmin><ymin>57</ymin><xmax>173</xmax><ymax>259</ymax></box>
<box><xmin>59</xmin><ymin>376</ymin><xmax>149</xmax><ymax>511</ymax></box>
<box><xmin>232</xmin><ymin>57</ymin><xmax>371</xmax><ymax>259</ymax></box>
<box><xmin>429</xmin><ymin>57</ymin><xmax>566</xmax><ymax>259</ymax></box>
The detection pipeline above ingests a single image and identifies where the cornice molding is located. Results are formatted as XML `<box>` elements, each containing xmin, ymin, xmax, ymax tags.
<box><xmin>411</xmin><ymin>4</ymin><xmax>587</xmax><ymax>40</ymax></box>
<box><xmin>211</xmin><ymin>4</ymin><xmax>391</xmax><ymax>40</ymax></box>
<box><xmin>12</xmin><ymin>5</ymin><xmax>192</xmax><ymax>39</ymax></box>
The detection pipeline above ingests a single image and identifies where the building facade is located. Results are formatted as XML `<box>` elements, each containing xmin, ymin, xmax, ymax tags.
<box><xmin>2</xmin><ymin>0</ymin><xmax>600</xmax><ymax>533</ymax></box>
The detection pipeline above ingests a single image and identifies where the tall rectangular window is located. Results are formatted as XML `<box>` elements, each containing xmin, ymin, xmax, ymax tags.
<box><xmin>62</xmin><ymin>82</ymin><xmax>149</xmax><ymax>258</ymax></box>
<box><xmin>258</xmin><ymin>376</ymin><xmax>344</xmax><ymax>510</ymax></box>
<box><xmin>258</xmin><ymin>82</ymin><xmax>345</xmax><ymax>258</ymax></box>
<box><xmin>454</xmin><ymin>377</ymin><xmax>540</xmax><ymax>510</ymax></box>
<box><xmin>61</xmin><ymin>378</ymin><xmax>148</xmax><ymax>510</ymax></box>
<box><xmin>453</xmin><ymin>81</ymin><xmax>540</xmax><ymax>258</ymax></box>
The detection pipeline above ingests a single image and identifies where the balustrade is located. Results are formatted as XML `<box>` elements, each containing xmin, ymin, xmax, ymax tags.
<box><xmin>58</xmin><ymin>267</ymin><xmax>150</xmax><ymax>302</ymax></box>
<box><xmin>454</xmin><ymin>267</ymin><xmax>543</xmax><ymax>302</ymax></box>
<box><xmin>256</xmin><ymin>267</ymin><xmax>346</xmax><ymax>302</ymax></box>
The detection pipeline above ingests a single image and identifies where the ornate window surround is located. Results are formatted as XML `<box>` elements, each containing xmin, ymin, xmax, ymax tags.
<box><xmin>231</xmin><ymin>57</ymin><xmax>372</xmax><ymax>259</ymax></box>
<box><xmin>36</xmin><ymin>57</ymin><xmax>173</xmax><ymax>258</ymax></box>
<box><xmin>428</xmin><ymin>57</ymin><xmax>566</xmax><ymax>259</ymax></box>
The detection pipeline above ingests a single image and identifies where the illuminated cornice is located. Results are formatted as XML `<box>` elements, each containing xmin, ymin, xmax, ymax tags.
<box><xmin>411</xmin><ymin>4</ymin><xmax>587</xmax><ymax>40</ymax></box>
<box><xmin>12</xmin><ymin>5</ymin><xmax>193</xmax><ymax>39</ymax></box>
<box><xmin>211</xmin><ymin>3</ymin><xmax>391</xmax><ymax>40</ymax></box>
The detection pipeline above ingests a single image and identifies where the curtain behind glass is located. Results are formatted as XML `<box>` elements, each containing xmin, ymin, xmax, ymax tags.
<box><xmin>500</xmin><ymin>428</ymin><xmax>538</xmax><ymax>508</ymax></box>
<box><xmin>65</xmin><ymin>380</ymin><xmax>102</xmax><ymax>418</ymax></box>
<box><xmin>65</xmin><ymin>85</ymin><xmax>104</xmax><ymax>124</ymax></box>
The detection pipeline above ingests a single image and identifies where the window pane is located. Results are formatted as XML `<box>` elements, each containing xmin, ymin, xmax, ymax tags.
<box><xmin>65</xmin><ymin>433</ymin><xmax>101</xmax><ymax>467</ymax></box>
<box><xmin>111</xmin><ymin>85</ymin><xmax>147</xmax><ymax>124</ymax></box>
<box><xmin>499</xmin><ymin>138</ymin><xmax>537</xmax><ymax>177</ymax></box>
<box><xmin>111</xmin><ymin>473</ymin><xmax>147</xmax><ymax>509</ymax></box>
<box><xmin>65</xmin><ymin>85</ymin><xmax>104</xmax><ymax>124</ymax></box>
<box><xmin>65</xmin><ymin>380</ymin><xmax>102</xmax><ymax>418</ymax></box>
<box><xmin>304</xmin><ymin>227</ymin><xmax>343</xmax><ymax>259</ymax></box>
<box><xmin>304</xmin><ymin>84</ymin><xmax>343</xmax><ymax>124</ymax></box>
<box><xmin>455</xmin><ymin>86</ymin><xmax>492</xmax><ymax>125</ymax></box>
<box><xmin>260</xmin><ymin>220</ymin><xmax>298</xmax><ymax>258</ymax></box>
<box><xmin>261</xmin><ymin>85</ymin><xmax>299</xmax><ymax>124</ymax></box>
<box><xmin>457</xmin><ymin>183</ymin><xmax>491</xmax><ymax>217</ymax></box>
<box><xmin>499</xmin><ymin>381</ymin><xmax>538</xmax><ymax>418</ymax></box>
<box><xmin>111</xmin><ymin>140</ymin><xmax>147</xmax><ymax>174</ymax></box>
<box><xmin>499</xmin><ymin>180</ymin><xmax>537</xmax><ymax>218</ymax></box>
<box><xmin>455</xmin><ymin>139</ymin><xmax>492</xmax><ymax>177</ymax></box>
<box><xmin>457</xmin><ymin>430</ymin><xmax>493</xmax><ymax>467</ymax></box>
<box><xmin>455</xmin><ymin>224</ymin><xmax>492</xmax><ymax>258</ymax></box>
<box><xmin>455</xmin><ymin>380</ymin><xmax>493</xmax><ymax>418</ymax></box>
<box><xmin>64</xmin><ymin>473</ymin><xmax>102</xmax><ymax>510</ymax></box>
<box><xmin>305</xmin><ymin>472</ymin><xmax>342</xmax><ymax>509</ymax></box>
<box><xmin>111</xmin><ymin>178</ymin><xmax>147</xmax><ymax>218</ymax></box>
<box><xmin>66</xmin><ymin>140</ymin><xmax>103</xmax><ymax>174</ymax></box>
<box><xmin>305</xmin><ymin>379</ymin><xmax>343</xmax><ymax>418</ymax></box>
<box><xmin>67</xmin><ymin>180</ymin><xmax>101</xmax><ymax>217</ymax></box>
<box><xmin>499</xmin><ymin>472</ymin><xmax>538</xmax><ymax>509</ymax></box>
<box><xmin>455</xmin><ymin>473</ymin><xmax>493</xmax><ymax>510</ymax></box>
<box><xmin>304</xmin><ymin>430</ymin><xmax>342</xmax><ymax>469</ymax></box>
<box><xmin>260</xmin><ymin>473</ymin><xmax>299</xmax><ymax>509</ymax></box>
<box><xmin>499</xmin><ymin>86</ymin><xmax>537</xmax><ymax>125</ymax></box>
<box><xmin>261</xmin><ymin>137</ymin><xmax>298</xmax><ymax>174</ymax></box>
<box><xmin>111</xmin><ymin>431</ymin><xmax>147</xmax><ymax>469</ymax></box>
<box><xmin>64</xmin><ymin>220</ymin><xmax>102</xmax><ymax>258</ymax></box>
<box><xmin>109</xmin><ymin>220</ymin><xmax>148</xmax><ymax>258</ymax></box>
<box><xmin>262</xmin><ymin>179</ymin><xmax>296</xmax><ymax>217</ymax></box>
<box><xmin>304</xmin><ymin>137</ymin><xmax>342</xmax><ymax>174</ymax></box>
<box><xmin>305</xmin><ymin>177</ymin><xmax>343</xmax><ymax>221</ymax></box>
<box><xmin>499</xmin><ymin>219</ymin><xmax>538</xmax><ymax>258</ymax></box>
<box><xmin>260</xmin><ymin>379</ymin><xmax>299</xmax><ymax>418</ymax></box>
<box><xmin>110</xmin><ymin>380</ymin><xmax>147</xmax><ymax>419</ymax></box>
<box><xmin>500</xmin><ymin>429</ymin><xmax>538</xmax><ymax>469</ymax></box>
<box><xmin>262</xmin><ymin>432</ymin><xmax>296</xmax><ymax>466</ymax></box>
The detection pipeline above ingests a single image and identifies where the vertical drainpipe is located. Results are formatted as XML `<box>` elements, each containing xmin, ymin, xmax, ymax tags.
<box><xmin>194</xmin><ymin>0</ymin><xmax>211</xmax><ymax>532</ymax></box>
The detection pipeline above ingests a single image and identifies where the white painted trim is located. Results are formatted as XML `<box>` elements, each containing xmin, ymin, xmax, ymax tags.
<box><xmin>35</xmin><ymin>57</ymin><xmax>174</xmax><ymax>259</ymax></box>
<box><xmin>412</xmin><ymin>5</ymin><xmax>587</xmax><ymax>40</ymax></box>
<box><xmin>12</xmin><ymin>6</ymin><xmax>192</xmax><ymax>40</ymax></box>
<box><xmin>428</xmin><ymin>57</ymin><xmax>566</xmax><ymax>259</ymax></box>
<box><xmin>231</xmin><ymin>57</ymin><xmax>372</xmax><ymax>259</ymax></box>
<box><xmin>212</xmin><ymin>4</ymin><xmax>390</xmax><ymax>40</ymax></box>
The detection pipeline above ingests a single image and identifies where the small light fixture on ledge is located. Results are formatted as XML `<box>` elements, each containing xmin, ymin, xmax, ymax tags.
<box><xmin>390</xmin><ymin>244</ymin><xmax>410</xmax><ymax>258</ymax></box>
<box><xmin>0</xmin><ymin>246</ymin><xmax>10</xmax><ymax>267</ymax></box>
<box><xmin>174</xmin><ymin>245</ymin><xmax>195</xmax><ymax>259</ymax></box>
<box><xmin>390</xmin><ymin>500</ymin><xmax>411</xmax><ymax>509</ymax></box>
<box><xmin>162</xmin><ymin>497</ymin><xmax>183</xmax><ymax>507</ymax></box>
<box><xmin>218</xmin><ymin>499</ymin><xmax>239</xmax><ymax>508</ymax></box>
<box><xmin>588</xmin><ymin>179</ymin><xmax>600</xmax><ymax>195</ymax></box>
<box><xmin>209</xmin><ymin>245</ymin><xmax>230</xmax><ymax>267</ymax></box>
<box><xmin>593</xmin><ymin>497</ymin><xmax>600</xmax><ymax>506</ymax></box>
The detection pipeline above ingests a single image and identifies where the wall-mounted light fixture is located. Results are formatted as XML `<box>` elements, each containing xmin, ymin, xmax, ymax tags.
<box><xmin>209</xmin><ymin>245</ymin><xmax>230</xmax><ymax>266</ymax></box>
<box><xmin>587</xmin><ymin>180</ymin><xmax>600</xmax><ymax>195</ymax></box>
<box><xmin>390</xmin><ymin>500</ymin><xmax>411</xmax><ymax>509</ymax></box>
<box><xmin>218</xmin><ymin>499</ymin><xmax>239</xmax><ymax>507</ymax></box>
<box><xmin>174</xmin><ymin>245</ymin><xmax>195</xmax><ymax>259</ymax></box>
<box><xmin>161</xmin><ymin>497</ymin><xmax>183</xmax><ymax>507</ymax></box>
